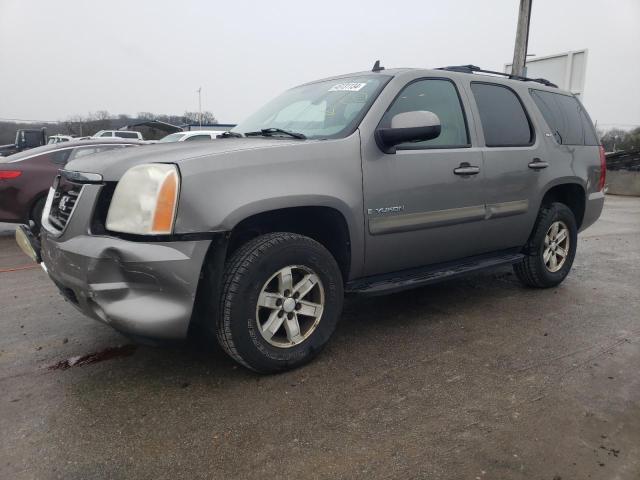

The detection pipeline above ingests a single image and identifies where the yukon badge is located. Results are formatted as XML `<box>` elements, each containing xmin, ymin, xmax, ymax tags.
<box><xmin>367</xmin><ymin>205</ymin><xmax>405</xmax><ymax>215</ymax></box>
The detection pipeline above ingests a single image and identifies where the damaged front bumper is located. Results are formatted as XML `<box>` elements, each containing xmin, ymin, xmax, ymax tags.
<box><xmin>37</xmin><ymin>181</ymin><xmax>213</xmax><ymax>341</ymax></box>
<box><xmin>41</xmin><ymin>231</ymin><xmax>211</xmax><ymax>340</ymax></box>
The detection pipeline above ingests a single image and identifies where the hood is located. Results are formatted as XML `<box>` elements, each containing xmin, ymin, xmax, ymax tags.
<box><xmin>65</xmin><ymin>137</ymin><xmax>304</xmax><ymax>180</ymax></box>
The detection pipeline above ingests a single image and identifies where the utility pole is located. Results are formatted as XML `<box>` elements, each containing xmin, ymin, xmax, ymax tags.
<box><xmin>197</xmin><ymin>87</ymin><xmax>202</xmax><ymax>127</ymax></box>
<box><xmin>511</xmin><ymin>0</ymin><xmax>533</xmax><ymax>77</ymax></box>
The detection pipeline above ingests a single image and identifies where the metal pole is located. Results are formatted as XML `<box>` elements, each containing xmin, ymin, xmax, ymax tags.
<box><xmin>197</xmin><ymin>87</ymin><xmax>202</xmax><ymax>127</ymax></box>
<box><xmin>511</xmin><ymin>0</ymin><xmax>533</xmax><ymax>76</ymax></box>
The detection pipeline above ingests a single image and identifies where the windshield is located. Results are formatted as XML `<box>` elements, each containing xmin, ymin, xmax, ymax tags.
<box><xmin>231</xmin><ymin>75</ymin><xmax>390</xmax><ymax>140</ymax></box>
<box><xmin>159</xmin><ymin>133</ymin><xmax>187</xmax><ymax>142</ymax></box>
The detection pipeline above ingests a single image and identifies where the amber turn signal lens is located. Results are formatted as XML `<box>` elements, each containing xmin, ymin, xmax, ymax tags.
<box><xmin>152</xmin><ymin>170</ymin><xmax>178</xmax><ymax>233</ymax></box>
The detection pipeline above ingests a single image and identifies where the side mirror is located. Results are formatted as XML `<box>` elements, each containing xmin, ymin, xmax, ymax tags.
<box><xmin>375</xmin><ymin>111</ymin><xmax>441</xmax><ymax>153</ymax></box>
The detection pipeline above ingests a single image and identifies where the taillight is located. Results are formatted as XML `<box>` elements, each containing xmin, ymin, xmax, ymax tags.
<box><xmin>598</xmin><ymin>145</ymin><xmax>606</xmax><ymax>191</ymax></box>
<box><xmin>0</xmin><ymin>170</ymin><xmax>22</xmax><ymax>180</ymax></box>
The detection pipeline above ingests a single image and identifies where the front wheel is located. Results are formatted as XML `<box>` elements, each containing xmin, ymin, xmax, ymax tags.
<box><xmin>216</xmin><ymin>232</ymin><xmax>343</xmax><ymax>373</ymax></box>
<box><xmin>513</xmin><ymin>202</ymin><xmax>578</xmax><ymax>288</ymax></box>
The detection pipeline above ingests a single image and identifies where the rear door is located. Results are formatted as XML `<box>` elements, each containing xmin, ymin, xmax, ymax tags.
<box><xmin>361</xmin><ymin>77</ymin><xmax>488</xmax><ymax>275</ymax></box>
<box><xmin>528</xmin><ymin>89</ymin><xmax>602</xmax><ymax>201</ymax></box>
<box><xmin>466</xmin><ymin>81</ymin><xmax>547</xmax><ymax>251</ymax></box>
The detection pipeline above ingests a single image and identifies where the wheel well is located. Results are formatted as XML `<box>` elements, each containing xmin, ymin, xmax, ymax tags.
<box><xmin>28</xmin><ymin>192</ymin><xmax>48</xmax><ymax>222</ymax></box>
<box><xmin>541</xmin><ymin>184</ymin><xmax>586</xmax><ymax>228</ymax></box>
<box><xmin>227</xmin><ymin>207</ymin><xmax>351</xmax><ymax>279</ymax></box>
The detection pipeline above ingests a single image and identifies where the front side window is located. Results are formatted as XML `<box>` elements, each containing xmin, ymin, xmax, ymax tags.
<box><xmin>379</xmin><ymin>79</ymin><xmax>469</xmax><ymax>149</ymax></box>
<box><xmin>471</xmin><ymin>83</ymin><xmax>533</xmax><ymax>147</ymax></box>
<box><xmin>231</xmin><ymin>75</ymin><xmax>390</xmax><ymax>140</ymax></box>
<box><xmin>100</xmin><ymin>131</ymin><xmax>112</xmax><ymax>137</ymax></box>
<box><xmin>530</xmin><ymin>89</ymin><xmax>598</xmax><ymax>146</ymax></box>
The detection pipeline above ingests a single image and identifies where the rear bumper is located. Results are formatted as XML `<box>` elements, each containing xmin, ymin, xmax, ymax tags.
<box><xmin>580</xmin><ymin>190</ymin><xmax>605</xmax><ymax>232</ymax></box>
<box><xmin>40</xmin><ymin>230</ymin><xmax>212</xmax><ymax>341</ymax></box>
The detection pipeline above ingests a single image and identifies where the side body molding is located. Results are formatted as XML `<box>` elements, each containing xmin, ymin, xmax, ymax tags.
<box><xmin>368</xmin><ymin>200</ymin><xmax>529</xmax><ymax>235</ymax></box>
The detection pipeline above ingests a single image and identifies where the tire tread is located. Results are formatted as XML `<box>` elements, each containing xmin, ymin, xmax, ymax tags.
<box><xmin>216</xmin><ymin>232</ymin><xmax>324</xmax><ymax>371</ymax></box>
<box><xmin>514</xmin><ymin>202</ymin><xmax>576</xmax><ymax>288</ymax></box>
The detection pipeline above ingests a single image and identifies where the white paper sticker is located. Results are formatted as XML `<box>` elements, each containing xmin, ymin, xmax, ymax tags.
<box><xmin>328</xmin><ymin>82</ymin><xmax>367</xmax><ymax>92</ymax></box>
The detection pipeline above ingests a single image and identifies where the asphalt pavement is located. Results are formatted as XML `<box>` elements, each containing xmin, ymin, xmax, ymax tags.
<box><xmin>1</xmin><ymin>196</ymin><xmax>639</xmax><ymax>479</ymax></box>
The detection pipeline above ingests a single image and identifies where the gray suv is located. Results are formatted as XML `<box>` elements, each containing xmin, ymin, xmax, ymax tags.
<box><xmin>18</xmin><ymin>64</ymin><xmax>606</xmax><ymax>373</ymax></box>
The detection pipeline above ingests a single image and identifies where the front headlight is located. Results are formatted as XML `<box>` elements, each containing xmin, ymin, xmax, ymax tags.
<box><xmin>106</xmin><ymin>163</ymin><xmax>179</xmax><ymax>235</ymax></box>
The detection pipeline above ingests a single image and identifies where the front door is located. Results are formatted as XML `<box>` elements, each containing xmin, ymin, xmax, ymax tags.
<box><xmin>361</xmin><ymin>78</ymin><xmax>489</xmax><ymax>276</ymax></box>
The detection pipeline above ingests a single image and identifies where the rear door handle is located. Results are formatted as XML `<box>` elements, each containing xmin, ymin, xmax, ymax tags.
<box><xmin>528</xmin><ymin>158</ymin><xmax>549</xmax><ymax>170</ymax></box>
<box><xmin>453</xmin><ymin>162</ymin><xmax>480</xmax><ymax>175</ymax></box>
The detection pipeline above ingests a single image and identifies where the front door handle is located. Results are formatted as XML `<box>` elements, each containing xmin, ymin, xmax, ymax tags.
<box><xmin>528</xmin><ymin>158</ymin><xmax>549</xmax><ymax>170</ymax></box>
<box><xmin>453</xmin><ymin>162</ymin><xmax>480</xmax><ymax>175</ymax></box>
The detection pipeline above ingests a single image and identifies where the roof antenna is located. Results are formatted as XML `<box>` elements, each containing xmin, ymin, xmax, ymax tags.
<box><xmin>372</xmin><ymin>60</ymin><xmax>384</xmax><ymax>72</ymax></box>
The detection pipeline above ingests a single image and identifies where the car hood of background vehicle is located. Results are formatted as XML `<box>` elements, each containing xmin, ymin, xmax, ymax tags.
<box><xmin>64</xmin><ymin>137</ymin><xmax>305</xmax><ymax>181</ymax></box>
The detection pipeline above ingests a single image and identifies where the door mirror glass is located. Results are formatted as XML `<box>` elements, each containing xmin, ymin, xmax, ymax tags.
<box><xmin>376</xmin><ymin>111</ymin><xmax>441</xmax><ymax>153</ymax></box>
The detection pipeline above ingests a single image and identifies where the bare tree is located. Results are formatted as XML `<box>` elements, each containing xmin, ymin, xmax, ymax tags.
<box><xmin>183</xmin><ymin>111</ymin><xmax>217</xmax><ymax>125</ymax></box>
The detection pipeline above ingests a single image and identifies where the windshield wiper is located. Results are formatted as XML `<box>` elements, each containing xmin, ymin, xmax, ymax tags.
<box><xmin>244</xmin><ymin>128</ymin><xmax>306</xmax><ymax>139</ymax></box>
<box><xmin>219</xmin><ymin>131</ymin><xmax>243</xmax><ymax>138</ymax></box>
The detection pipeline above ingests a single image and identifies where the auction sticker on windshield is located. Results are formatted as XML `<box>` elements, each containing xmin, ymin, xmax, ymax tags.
<box><xmin>328</xmin><ymin>82</ymin><xmax>367</xmax><ymax>92</ymax></box>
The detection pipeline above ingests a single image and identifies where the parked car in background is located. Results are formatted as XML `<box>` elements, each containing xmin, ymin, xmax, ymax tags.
<box><xmin>1</xmin><ymin>138</ymin><xmax>145</xmax><ymax>229</ymax></box>
<box><xmin>47</xmin><ymin>135</ymin><xmax>74</xmax><ymax>144</ymax></box>
<box><xmin>0</xmin><ymin>128</ymin><xmax>47</xmax><ymax>157</ymax></box>
<box><xmin>92</xmin><ymin>130</ymin><xmax>144</xmax><ymax>140</ymax></box>
<box><xmin>158</xmin><ymin>130</ymin><xmax>222</xmax><ymax>143</ymax></box>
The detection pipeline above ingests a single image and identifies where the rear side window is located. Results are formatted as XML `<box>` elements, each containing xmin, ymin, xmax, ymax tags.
<box><xmin>470</xmin><ymin>83</ymin><xmax>533</xmax><ymax>147</ymax></box>
<box><xmin>380</xmin><ymin>78</ymin><xmax>469</xmax><ymax>149</ymax></box>
<box><xmin>114</xmin><ymin>131</ymin><xmax>139</xmax><ymax>139</ymax></box>
<box><xmin>530</xmin><ymin>89</ymin><xmax>599</xmax><ymax>146</ymax></box>
<box><xmin>184</xmin><ymin>134</ymin><xmax>212</xmax><ymax>142</ymax></box>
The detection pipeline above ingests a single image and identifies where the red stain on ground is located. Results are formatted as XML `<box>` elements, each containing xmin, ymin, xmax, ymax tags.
<box><xmin>0</xmin><ymin>264</ymin><xmax>39</xmax><ymax>273</ymax></box>
<box><xmin>48</xmin><ymin>344</ymin><xmax>138</xmax><ymax>370</ymax></box>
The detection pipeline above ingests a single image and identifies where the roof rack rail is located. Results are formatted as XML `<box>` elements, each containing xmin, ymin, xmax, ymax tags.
<box><xmin>437</xmin><ymin>64</ymin><xmax>558</xmax><ymax>88</ymax></box>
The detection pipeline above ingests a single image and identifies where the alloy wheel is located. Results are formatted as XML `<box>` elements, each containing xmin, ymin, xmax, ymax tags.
<box><xmin>543</xmin><ymin>220</ymin><xmax>570</xmax><ymax>273</ymax></box>
<box><xmin>255</xmin><ymin>265</ymin><xmax>325</xmax><ymax>348</ymax></box>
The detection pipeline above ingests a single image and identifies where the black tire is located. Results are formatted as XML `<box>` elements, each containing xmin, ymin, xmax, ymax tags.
<box><xmin>30</xmin><ymin>196</ymin><xmax>46</xmax><ymax>234</ymax></box>
<box><xmin>216</xmin><ymin>232</ymin><xmax>343</xmax><ymax>373</ymax></box>
<box><xmin>513</xmin><ymin>202</ymin><xmax>578</xmax><ymax>288</ymax></box>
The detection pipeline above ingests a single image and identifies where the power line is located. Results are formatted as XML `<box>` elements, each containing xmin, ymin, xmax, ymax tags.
<box><xmin>0</xmin><ymin>117</ymin><xmax>60</xmax><ymax>123</ymax></box>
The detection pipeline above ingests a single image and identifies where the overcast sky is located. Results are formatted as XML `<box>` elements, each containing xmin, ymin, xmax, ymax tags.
<box><xmin>0</xmin><ymin>0</ymin><xmax>638</xmax><ymax>128</ymax></box>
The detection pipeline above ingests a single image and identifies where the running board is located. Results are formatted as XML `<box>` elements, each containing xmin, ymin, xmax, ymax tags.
<box><xmin>346</xmin><ymin>251</ymin><xmax>524</xmax><ymax>296</ymax></box>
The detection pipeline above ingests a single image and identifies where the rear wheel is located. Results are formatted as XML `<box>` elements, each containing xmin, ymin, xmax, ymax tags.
<box><xmin>216</xmin><ymin>232</ymin><xmax>343</xmax><ymax>373</ymax></box>
<box><xmin>514</xmin><ymin>202</ymin><xmax>578</xmax><ymax>288</ymax></box>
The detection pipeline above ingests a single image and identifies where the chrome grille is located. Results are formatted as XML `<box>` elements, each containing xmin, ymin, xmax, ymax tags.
<box><xmin>48</xmin><ymin>175</ymin><xmax>82</xmax><ymax>231</ymax></box>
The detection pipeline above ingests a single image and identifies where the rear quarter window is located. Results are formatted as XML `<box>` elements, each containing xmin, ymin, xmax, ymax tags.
<box><xmin>50</xmin><ymin>149</ymin><xmax>73</xmax><ymax>164</ymax></box>
<box><xmin>529</xmin><ymin>89</ymin><xmax>599</xmax><ymax>146</ymax></box>
<box><xmin>470</xmin><ymin>83</ymin><xmax>533</xmax><ymax>147</ymax></box>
